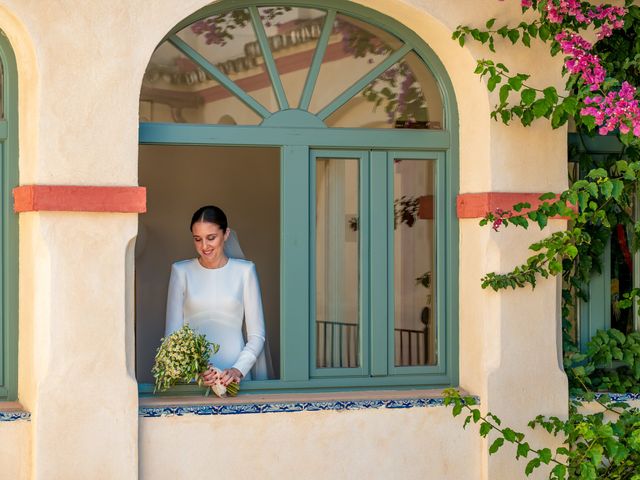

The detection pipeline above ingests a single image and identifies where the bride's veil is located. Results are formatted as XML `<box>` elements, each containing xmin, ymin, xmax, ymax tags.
<box><xmin>224</xmin><ymin>229</ymin><xmax>272</xmax><ymax>381</ymax></box>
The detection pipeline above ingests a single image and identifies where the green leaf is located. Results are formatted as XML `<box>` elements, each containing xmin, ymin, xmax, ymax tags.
<box><xmin>539</xmin><ymin>192</ymin><xmax>556</xmax><ymax>201</ymax></box>
<box><xmin>499</xmin><ymin>84</ymin><xmax>512</xmax><ymax>104</ymax></box>
<box><xmin>543</xmin><ymin>87</ymin><xmax>558</xmax><ymax>105</ymax></box>
<box><xmin>551</xmin><ymin>106</ymin><xmax>567</xmax><ymax>129</ymax></box>
<box><xmin>599</xmin><ymin>180</ymin><xmax>613</xmax><ymax>198</ymax></box>
<box><xmin>566</xmin><ymin>245</ymin><xmax>578</xmax><ymax>259</ymax></box>
<box><xmin>525</xmin><ymin>458</ymin><xmax>541</xmax><ymax>476</ymax></box>
<box><xmin>487</xmin><ymin>75</ymin><xmax>501</xmax><ymax>92</ymax></box>
<box><xmin>479</xmin><ymin>422</ymin><xmax>492</xmax><ymax>437</ymax></box>
<box><xmin>551</xmin><ymin>464</ymin><xmax>566</xmax><ymax>478</ymax></box>
<box><xmin>521</xmin><ymin>88</ymin><xmax>536</xmax><ymax>105</ymax></box>
<box><xmin>537</xmin><ymin>213</ymin><xmax>548</xmax><ymax>229</ymax></box>
<box><xmin>472</xmin><ymin>409</ymin><xmax>481</xmax><ymax>423</ymax></box>
<box><xmin>486</xmin><ymin>18</ymin><xmax>496</xmax><ymax>29</ymax></box>
<box><xmin>539</xmin><ymin>448</ymin><xmax>552</xmax><ymax>464</ymax></box>
<box><xmin>507</xmin><ymin>29</ymin><xmax>520</xmax><ymax>44</ymax></box>
<box><xmin>532</xmin><ymin>99</ymin><xmax>550</xmax><ymax>118</ymax></box>
<box><xmin>489</xmin><ymin>437</ymin><xmax>504</xmax><ymax>454</ymax></box>
<box><xmin>611</xmin><ymin>179</ymin><xmax>624</xmax><ymax>200</ymax></box>
<box><xmin>539</xmin><ymin>25</ymin><xmax>550</xmax><ymax>41</ymax></box>
<box><xmin>587</xmin><ymin>168</ymin><xmax>607</xmax><ymax>179</ymax></box>
<box><xmin>502</xmin><ymin>428</ymin><xmax>517</xmax><ymax>442</ymax></box>
<box><xmin>517</xmin><ymin>442</ymin><xmax>530</xmax><ymax>459</ymax></box>
<box><xmin>527</xmin><ymin>24</ymin><xmax>538</xmax><ymax>37</ymax></box>
<box><xmin>562</xmin><ymin>96</ymin><xmax>578</xmax><ymax>115</ymax></box>
<box><xmin>508</xmin><ymin>76</ymin><xmax>524</xmax><ymax>91</ymax></box>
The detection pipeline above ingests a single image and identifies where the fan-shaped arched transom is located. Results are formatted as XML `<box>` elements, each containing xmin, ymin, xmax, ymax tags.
<box><xmin>140</xmin><ymin>4</ymin><xmax>445</xmax><ymax>130</ymax></box>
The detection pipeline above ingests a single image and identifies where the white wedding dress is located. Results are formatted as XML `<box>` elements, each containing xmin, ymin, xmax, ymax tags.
<box><xmin>164</xmin><ymin>256</ymin><xmax>268</xmax><ymax>380</ymax></box>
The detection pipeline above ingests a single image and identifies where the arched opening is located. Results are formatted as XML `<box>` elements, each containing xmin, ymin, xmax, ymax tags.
<box><xmin>136</xmin><ymin>0</ymin><xmax>458</xmax><ymax>394</ymax></box>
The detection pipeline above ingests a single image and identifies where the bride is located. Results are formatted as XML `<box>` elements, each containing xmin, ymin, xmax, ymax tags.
<box><xmin>164</xmin><ymin>205</ymin><xmax>268</xmax><ymax>388</ymax></box>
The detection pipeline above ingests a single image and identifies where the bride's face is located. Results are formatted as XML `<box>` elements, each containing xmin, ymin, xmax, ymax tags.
<box><xmin>191</xmin><ymin>221</ymin><xmax>229</xmax><ymax>261</ymax></box>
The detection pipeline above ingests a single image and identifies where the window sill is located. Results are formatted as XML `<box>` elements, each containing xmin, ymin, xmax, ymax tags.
<box><xmin>0</xmin><ymin>402</ymin><xmax>30</xmax><ymax>422</ymax></box>
<box><xmin>139</xmin><ymin>388</ymin><xmax>476</xmax><ymax>417</ymax></box>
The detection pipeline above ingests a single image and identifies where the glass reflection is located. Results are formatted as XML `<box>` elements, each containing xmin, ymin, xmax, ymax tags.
<box><xmin>140</xmin><ymin>41</ymin><xmax>262</xmax><ymax>124</ymax></box>
<box><xmin>326</xmin><ymin>52</ymin><xmax>444</xmax><ymax>129</ymax></box>
<box><xmin>257</xmin><ymin>6</ymin><xmax>327</xmax><ymax>107</ymax></box>
<box><xmin>393</xmin><ymin>160</ymin><xmax>436</xmax><ymax>366</ymax></box>
<box><xmin>309</xmin><ymin>13</ymin><xmax>403</xmax><ymax>114</ymax></box>
<box><xmin>176</xmin><ymin>9</ymin><xmax>279</xmax><ymax>113</ymax></box>
<box><xmin>316</xmin><ymin>158</ymin><xmax>360</xmax><ymax>368</ymax></box>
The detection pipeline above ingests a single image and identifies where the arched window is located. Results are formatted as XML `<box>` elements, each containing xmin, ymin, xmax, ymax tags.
<box><xmin>137</xmin><ymin>1</ymin><xmax>458</xmax><ymax>394</ymax></box>
<box><xmin>0</xmin><ymin>32</ymin><xmax>18</xmax><ymax>401</ymax></box>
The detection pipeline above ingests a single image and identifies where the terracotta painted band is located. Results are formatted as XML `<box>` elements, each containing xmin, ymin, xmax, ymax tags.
<box><xmin>457</xmin><ymin>192</ymin><xmax>571</xmax><ymax>219</ymax></box>
<box><xmin>13</xmin><ymin>185</ymin><xmax>147</xmax><ymax>213</ymax></box>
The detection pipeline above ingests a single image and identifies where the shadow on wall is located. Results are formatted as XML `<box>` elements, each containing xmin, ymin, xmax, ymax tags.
<box><xmin>136</xmin><ymin>145</ymin><xmax>281</xmax><ymax>383</ymax></box>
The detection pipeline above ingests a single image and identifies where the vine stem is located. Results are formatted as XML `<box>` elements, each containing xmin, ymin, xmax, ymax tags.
<box><xmin>458</xmin><ymin>401</ymin><xmax>566</xmax><ymax>468</ymax></box>
<box><xmin>575</xmin><ymin>376</ymin><xmax>624</xmax><ymax>416</ymax></box>
<box><xmin>490</xmin><ymin>65</ymin><xmax>569</xmax><ymax>98</ymax></box>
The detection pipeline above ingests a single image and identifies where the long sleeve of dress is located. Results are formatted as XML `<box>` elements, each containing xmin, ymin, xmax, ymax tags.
<box><xmin>232</xmin><ymin>263</ymin><xmax>266</xmax><ymax>377</ymax></box>
<box><xmin>165</xmin><ymin>263</ymin><xmax>186</xmax><ymax>337</ymax></box>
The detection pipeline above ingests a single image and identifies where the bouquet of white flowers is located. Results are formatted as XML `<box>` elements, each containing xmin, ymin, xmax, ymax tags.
<box><xmin>152</xmin><ymin>325</ymin><xmax>240</xmax><ymax>397</ymax></box>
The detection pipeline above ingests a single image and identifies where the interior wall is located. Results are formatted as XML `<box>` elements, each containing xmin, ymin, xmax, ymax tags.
<box><xmin>136</xmin><ymin>145</ymin><xmax>281</xmax><ymax>383</ymax></box>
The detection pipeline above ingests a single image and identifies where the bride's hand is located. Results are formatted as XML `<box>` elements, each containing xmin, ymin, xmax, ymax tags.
<box><xmin>201</xmin><ymin>366</ymin><xmax>220</xmax><ymax>387</ymax></box>
<box><xmin>219</xmin><ymin>368</ymin><xmax>243</xmax><ymax>386</ymax></box>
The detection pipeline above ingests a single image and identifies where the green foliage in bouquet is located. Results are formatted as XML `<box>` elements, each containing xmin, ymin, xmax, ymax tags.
<box><xmin>152</xmin><ymin>325</ymin><xmax>219</xmax><ymax>393</ymax></box>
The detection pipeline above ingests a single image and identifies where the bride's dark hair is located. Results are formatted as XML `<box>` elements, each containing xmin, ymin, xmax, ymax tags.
<box><xmin>190</xmin><ymin>205</ymin><xmax>228</xmax><ymax>231</ymax></box>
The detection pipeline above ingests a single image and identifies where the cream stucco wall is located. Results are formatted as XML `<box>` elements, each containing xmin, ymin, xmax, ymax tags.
<box><xmin>0</xmin><ymin>0</ymin><xmax>572</xmax><ymax>479</ymax></box>
<box><xmin>0</xmin><ymin>420</ymin><xmax>31</xmax><ymax>479</ymax></box>
<box><xmin>140</xmin><ymin>406</ymin><xmax>481</xmax><ymax>480</ymax></box>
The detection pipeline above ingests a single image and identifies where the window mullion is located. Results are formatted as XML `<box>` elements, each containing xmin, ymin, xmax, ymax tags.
<box><xmin>369</xmin><ymin>150</ymin><xmax>389</xmax><ymax>376</ymax></box>
<box><xmin>280</xmin><ymin>145</ymin><xmax>310</xmax><ymax>381</ymax></box>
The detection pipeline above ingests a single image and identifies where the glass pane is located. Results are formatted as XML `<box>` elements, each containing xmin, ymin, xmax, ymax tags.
<box><xmin>326</xmin><ymin>52</ymin><xmax>444</xmax><ymax>129</ymax></box>
<box><xmin>316</xmin><ymin>158</ymin><xmax>359</xmax><ymax>368</ymax></box>
<box><xmin>257</xmin><ymin>6</ymin><xmax>327</xmax><ymax>107</ymax></box>
<box><xmin>394</xmin><ymin>159</ymin><xmax>436</xmax><ymax>366</ymax></box>
<box><xmin>136</xmin><ymin>145</ymin><xmax>281</xmax><ymax>382</ymax></box>
<box><xmin>176</xmin><ymin>9</ymin><xmax>279</xmax><ymax>113</ymax></box>
<box><xmin>140</xmin><ymin>41</ymin><xmax>262</xmax><ymax>124</ymax></box>
<box><xmin>309</xmin><ymin>13</ymin><xmax>403</xmax><ymax>114</ymax></box>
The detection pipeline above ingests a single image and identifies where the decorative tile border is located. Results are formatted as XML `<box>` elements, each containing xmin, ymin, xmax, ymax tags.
<box><xmin>572</xmin><ymin>393</ymin><xmax>640</xmax><ymax>403</ymax></box>
<box><xmin>0</xmin><ymin>410</ymin><xmax>30</xmax><ymax>422</ymax></box>
<box><xmin>140</xmin><ymin>396</ymin><xmax>469</xmax><ymax>418</ymax></box>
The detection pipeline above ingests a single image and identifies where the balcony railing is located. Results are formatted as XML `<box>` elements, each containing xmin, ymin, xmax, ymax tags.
<box><xmin>316</xmin><ymin>321</ymin><xmax>431</xmax><ymax>368</ymax></box>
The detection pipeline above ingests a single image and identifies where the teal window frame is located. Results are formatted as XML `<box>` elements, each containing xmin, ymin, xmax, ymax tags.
<box><xmin>0</xmin><ymin>32</ymin><xmax>19</xmax><ymax>401</ymax></box>
<box><xmin>138</xmin><ymin>0</ymin><xmax>459</xmax><ymax>395</ymax></box>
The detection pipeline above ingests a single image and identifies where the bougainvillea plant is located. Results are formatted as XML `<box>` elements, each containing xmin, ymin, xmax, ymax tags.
<box><xmin>445</xmin><ymin>1</ymin><xmax>640</xmax><ymax>478</ymax></box>
<box><xmin>453</xmin><ymin>0</ymin><xmax>638</xmax><ymax>145</ymax></box>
